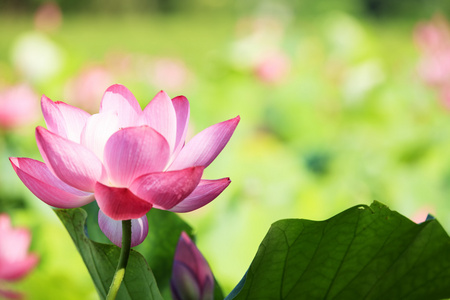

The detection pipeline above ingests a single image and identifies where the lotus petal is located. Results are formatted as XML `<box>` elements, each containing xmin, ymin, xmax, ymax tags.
<box><xmin>95</xmin><ymin>182</ymin><xmax>153</xmax><ymax>220</ymax></box>
<box><xmin>36</xmin><ymin>126</ymin><xmax>106</xmax><ymax>192</ymax></box>
<box><xmin>103</xmin><ymin>126</ymin><xmax>170</xmax><ymax>187</ymax></box>
<box><xmin>98</xmin><ymin>210</ymin><xmax>149</xmax><ymax>247</ymax></box>
<box><xmin>169</xmin><ymin>116</ymin><xmax>240</xmax><ymax>170</ymax></box>
<box><xmin>130</xmin><ymin>166</ymin><xmax>204</xmax><ymax>210</ymax></box>
<box><xmin>10</xmin><ymin>157</ymin><xmax>94</xmax><ymax>208</ymax></box>
<box><xmin>169</xmin><ymin>178</ymin><xmax>230</xmax><ymax>213</ymax></box>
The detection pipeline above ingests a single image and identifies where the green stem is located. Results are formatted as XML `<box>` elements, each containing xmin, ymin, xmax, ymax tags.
<box><xmin>106</xmin><ymin>219</ymin><xmax>132</xmax><ymax>300</ymax></box>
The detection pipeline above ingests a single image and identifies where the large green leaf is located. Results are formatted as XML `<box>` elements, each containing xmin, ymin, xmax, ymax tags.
<box><xmin>55</xmin><ymin>208</ymin><xmax>163</xmax><ymax>300</ymax></box>
<box><xmin>228</xmin><ymin>201</ymin><xmax>450</xmax><ymax>300</ymax></box>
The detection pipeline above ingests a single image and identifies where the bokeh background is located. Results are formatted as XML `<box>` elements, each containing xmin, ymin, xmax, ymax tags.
<box><xmin>2</xmin><ymin>0</ymin><xmax>450</xmax><ymax>298</ymax></box>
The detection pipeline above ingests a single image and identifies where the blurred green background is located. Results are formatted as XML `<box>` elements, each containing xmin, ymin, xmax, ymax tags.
<box><xmin>2</xmin><ymin>0</ymin><xmax>450</xmax><ymax>299</ymax></box>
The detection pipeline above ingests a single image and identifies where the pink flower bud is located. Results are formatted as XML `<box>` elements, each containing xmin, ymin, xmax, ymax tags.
<box><xmin>171</xmin><ymin>232</ymin><xmax>214</xmax><ymax>300</ymax></box>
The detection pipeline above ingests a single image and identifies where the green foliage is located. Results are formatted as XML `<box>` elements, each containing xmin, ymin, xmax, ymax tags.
<box><xmin>56</xmin><ymin>205</ymin><xmax>224</xmax><ymax>300</ymax></box>
<box><xmin>55</xmin><ymin>208</ymin><xmax>163</xmax><ymax>300</ymax></box>
<box><xmin>228</xmin><ymin>201</ymin><xmax>450</xmax><ymax>300</ymax></box>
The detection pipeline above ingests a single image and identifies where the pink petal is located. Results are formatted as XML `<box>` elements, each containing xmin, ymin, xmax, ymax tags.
<box><xmin>103</xmin><ymin>126</ymin><xmax>170</xmax><ymax>187</ymax></box>
<box><xmin>169</xmin><ymin>178</ymin><xmax>231</xmax><ymax>213</ymax></box>
<box><xmin>41</xmin><ymin>95</ymin><xmax>90</xmax><ymax>143</ymax></box>
<box><xmin>95</xmin><ymin>182</ymin><xmax>153</xmax><ymax>221</ymax></box>
<box><xmin>80</xmin><ymin>112</ymin><xmax>120</xmax><ymax>160</ymax></box>
<box><xmin>142</xmin><ymin>91</ymin><xmax>177</xmax><ymax>153</ymax></box>
<box><xmin>171</xmin><ymin>95</ymin><xmax>190</xmax><ymax>158</ymax></box>
<box><xmin>130</xmin><ymin>166</ymin><xmax>204</xmax><ymax>210</ymax></box>
<box><xmin>99</xmin><ymin>84</ymin><xmax>141</xmax><ymax>128</ymax></box>
<box><xmin>36</xmin><ymin>126</ymin><xmax>106</xmax><ymax>192</ymax></box>
<box><xmin>98</xmin><ymin>210</ymin><xmax>149</xmax><ymax>247</ymax></box>
<box><xmin>10</xmin><ymin>157</ymin><xmax>95</xmax><ymax>208</ymax></box>
<box><xmin>169</xmin><ymin>116</ymin><xmax>240</xmax><ymax>170</ymax></box>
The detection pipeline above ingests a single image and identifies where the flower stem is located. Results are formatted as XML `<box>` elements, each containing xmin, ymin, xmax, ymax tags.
<box><xmin>106</xmin><ymin>219</ymin><xmax>132</xmax><ymax>300</ymax></box>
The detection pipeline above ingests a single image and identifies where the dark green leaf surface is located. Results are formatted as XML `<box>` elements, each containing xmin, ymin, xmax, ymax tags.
<box><xmin>55</xmin><ymin>208</ymin><xmax>163</xmax><ymax>300</ymax></box>
<box><xmin>230</xmin><ymin>201</ymin><xmax>450</xmax><ymax>300</ymax></box>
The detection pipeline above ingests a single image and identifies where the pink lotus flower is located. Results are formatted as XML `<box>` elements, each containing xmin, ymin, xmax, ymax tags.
<box><xmin>10</xmin><ymin>84</ymin><xmax>239</xmax><ymax>246</ymax></box>
<box><xmin>0</xmin><ymin>213</ymin><xmax>39</xmax><ymax>299</ymax></box>
<box><xmin>171</xmin><ymin>232</ymin><xmax>214</xmax><ymax>300</ymax></box>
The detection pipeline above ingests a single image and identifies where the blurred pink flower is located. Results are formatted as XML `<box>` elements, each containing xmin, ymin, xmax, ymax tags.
<box><xmin>148</xmin><ymin>58</ymin><xmax>190</xmax><ymax>91</ymax></box>
<box><xmin>415</xmin><ymin>15</ymin><xmax>450</xmax><ymax>86</ymax></box>
<box><xmin>171</xmin><ymin>232</ymin><xmax>214</xmax><ymax>300</ymax></box>
<box><xmin>104</xmin><ymin>51</ymin><xmax>134</xmax><ymax>78</ymax></box>
<box><xmin>10</xmin><ymin>84</ymin><xmax>239</xmax><ymax>246</ymax></box>
<box><xmin>34</xmin><ymin>2</ymin><xmax>62</xmax><ymax>32</ymax></box>
<box><xmin>0</xmin><ymin>84</ymin><xmax>39</xmax><ymax>129</ymax></box>
<box><xmin>254</xmin><ymin>51</ymin><xmax>290</xmax><ymax>84</ymax></box>
<box><xmin>230</xmin><ymin>13</ymin><xmax>290</xmax><ymax>84</ymax></box>
<box><xmin>0</xmin><ymin>213</ymin><xmax>39</xmax><ymax>299</ymax></box>
<box><xmin>64</xmin><ymin>66</ymin><xmax>114</xmax><ymax>113</ymax></box>
<box><xmin>440</xmin><ymin>85</ymin><xmax>450</xmax><ymax>109</ymax></box>
<box><xmin>415</xmin><ymin>15</ymin><xmax>450</xmax><ymax>109</ymax></box>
